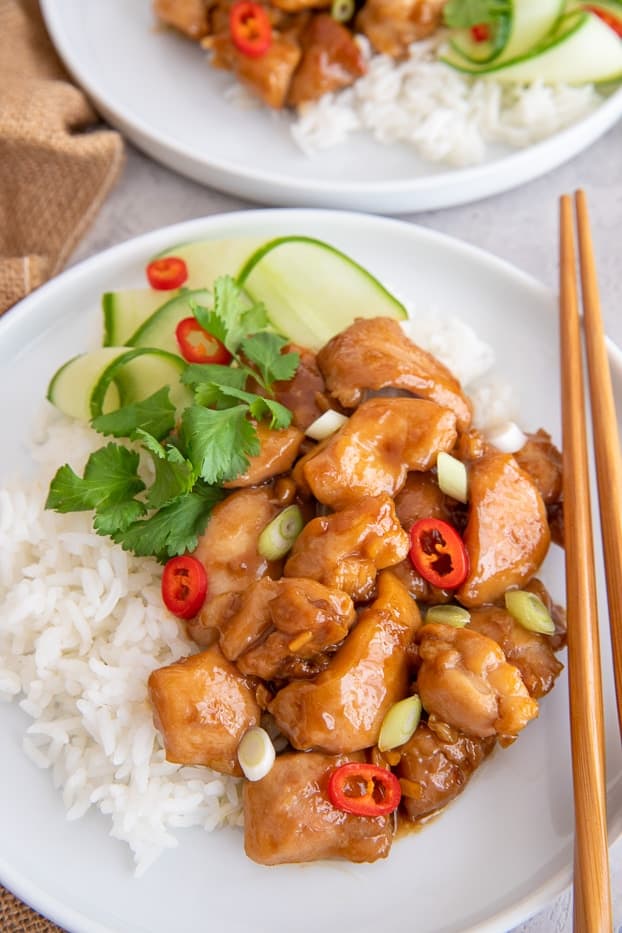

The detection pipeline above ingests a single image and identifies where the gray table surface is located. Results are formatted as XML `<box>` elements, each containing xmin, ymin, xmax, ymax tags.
<box><xmin>71</xmin><ymin>121</ymin><xmax>622</xmax><ymax>933</ymax></box>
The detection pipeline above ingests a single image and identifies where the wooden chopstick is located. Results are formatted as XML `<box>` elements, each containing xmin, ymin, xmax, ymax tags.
<box><xmin>575</xmin><ymin>188</ymin><xmax>622</xmax><ymax>740</ymax></box>
<box><xmin>559</xmin><ymin>193</ymin><xmax>612</xmax><ymax>932</ymax></box>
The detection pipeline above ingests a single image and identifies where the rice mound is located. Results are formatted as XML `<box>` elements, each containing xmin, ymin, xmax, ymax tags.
<box><xmin>291</xmin><ymin>35</ymin><xmax>601</xmax><ymax>165</ymax></box>
<box><xmin>0</xmin><ymin>417</ymin><xmax>243</xmax><ymax>877</ymax></box>
<box><xmin>0</xmin><ymin>317</ymin><xmax>509</xmax><ymax>874</ymax></box>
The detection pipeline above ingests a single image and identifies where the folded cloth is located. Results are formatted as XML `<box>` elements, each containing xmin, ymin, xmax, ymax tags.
<box><xmin>0</xmin><ymin>887</ymin><xmax>64</xmax><ymax>932</ymax></box>
<box><xmin>0</xmin><ymin>0</ymin><xmax>124</xmax><ymax>314</ymax></box>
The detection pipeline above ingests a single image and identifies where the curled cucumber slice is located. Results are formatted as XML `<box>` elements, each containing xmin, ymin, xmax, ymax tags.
<box><xmin>152</xmin><ymin>236</ymin><xmax>265</xmax><ymax>290</ymax></box>
<box><xmin>448</xmin><ymin>0</ymin><xmax>564</xmax><ymax>67</ymax></box>
<box><xmin>237</xmin><ymin>236</ymin><xmax>407</xmax><ymax>350</ymax></box>
<box><xmin>126</xmin><ymin>289</ymin><xmax>212</xmax><ymax>354</ymax></box>
<box><xmin>47</xmin><ymin>347</ymin><xmax>192</xmax><ymax>422</ymax></box>
<box><xmin>443</xmin><ymin>9</ymin><xmax>622</xmax><ymax>84</ymax></box>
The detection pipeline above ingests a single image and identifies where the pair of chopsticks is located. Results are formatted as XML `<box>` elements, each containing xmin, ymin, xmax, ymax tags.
<box><xmin>559</xmin><ymin>190</ymin><xmax>622</xmax><ymax>932</ymax></box>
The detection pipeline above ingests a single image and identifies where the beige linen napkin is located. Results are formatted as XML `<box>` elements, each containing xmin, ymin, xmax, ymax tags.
<box><xmin>1</xmin><ymin>0</ymin><xmax>123</xmax><ymax>927</ymax></box>
<box><xmin>0</xmin><ymin>0</ymin><xmax>124</xmax><ymax>313</ymax></box>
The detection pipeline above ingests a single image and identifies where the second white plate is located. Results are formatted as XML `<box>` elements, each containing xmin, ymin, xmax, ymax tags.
<box><xmin>41</xmin><ymin>0</ymin><xmax>622</xmax><ymax>213</ymax></box>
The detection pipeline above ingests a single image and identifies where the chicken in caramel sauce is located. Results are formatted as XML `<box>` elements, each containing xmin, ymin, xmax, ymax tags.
<box><xmin>268</xmin><ymin>571</ymin><xmax>421</xmax><ymax>753</ymax></box>
<box><xmin>146</xmin><ymin>309</ymin><xmax>565</xmax><ymax>869</ymax></box>
<box><xmin>302</xmin><ymin>397</ymin><xmax>458</xmax><ymax>509</ymax></box>
<box><xmin>317</xmin><ymin>317</ymin><xmax>472</xmax><ymax>430</ymax></box>
<box><xmin>456</xmin><ymin>452</ymin><xmax>551</xmax><ymax>608</ymax></box>
<box><xmin>395</xmin><ymin>723</ymin><xmax>495</xmax><ymax>822</ymax></box>
<box><xmin>244</xmin><ymin>751</ymin><xmax>393</xmax><ymax>864</ymax></box>
<box><xmin>148</xmin><ymin>645</ymin><xmax>261</xmax><ymax>775</ymax></box>
<box><xmin>284</xmin><ymin>493</ymin><xmax>409</xmax><ymax>600</ymax></box>
<box><xmin>416</xmin><ymin>623</ymin><xmax>539</xmax><ymax>741</ymax></box>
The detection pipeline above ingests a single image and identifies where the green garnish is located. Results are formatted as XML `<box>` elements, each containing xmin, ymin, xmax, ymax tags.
<box><xmin>46</xmin><ymin>275</ymin><xmax>300</xmax><ymax>560</ymax></box>
<box><xmin>443</xmin><ymin>0</ymin><xmax>510</xmax><ymax>28</ymax></box>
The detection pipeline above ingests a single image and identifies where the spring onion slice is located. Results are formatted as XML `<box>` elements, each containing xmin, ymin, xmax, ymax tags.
<box><xmin>378</xmin><ymin>695</ymin><xmax>422</xmax><ymax>752</ymax></box>
<box><xmin>437</xmin><ymin>451</ymin><xmax>468</xmax><ymax>504</ymax></box>
<box><xmin>486</xmin><ymin>420</ymin><xmax>528</xmax><ymax>454</ymax></box>
<box><xmin>305</xmin><ymin>409</ymin><xmax>349</xmax><ymax>441</ymax></box>
<box><xmin>238</xmin><ymin>726</ymin><xmax>276</xmax><ymax>782</ymax></box>
<box><xmin>504</xmin><ymin>590</ymin><xmax>555</xmax><ymax>636</ymax></box>
<box><xmin>258</xmin><ymin>505</ymin><xmax>303</xmax><ymax>560</ymax></box>
<box><xmin>426</xmin><ymin>604</ymin><xmax>471</xmax><ymax>628</ymax></box>
<box><xmin>331</xmin><ymin>0</ymin><xmax>355</xmax><ymax>22</ymax></box>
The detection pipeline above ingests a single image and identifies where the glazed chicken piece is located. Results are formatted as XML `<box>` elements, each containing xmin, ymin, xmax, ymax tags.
<box><xmin>416</xmin><ymin>623</ymin><xmax>539</xmax><ymax>741</ymax></box>
<box><xmin>148</xmin><ymin>645</ymin><xmax>260</xmax><ymax>775</ymax></box>
<box><xmin>287</xmin><ymin>13</ymin><xmax>367</xmax><ymax>106</ymax></box>
<box><xmin>269</xmin><ymin>571</ymin><xmax>421</xmax><ymax>753</ymax></box>
<box><xmin>302</xmin><ymin>397</ymin><xmax>458</xmax><ymax>509</ymax></box>
<box><xmin>513</xmin><ymin>429</ymin><xmax>563</xmax><ymax>506</ymax></box>
<box><xmin>223</xmin><ymin>422</ymin><xmax>304</xmax><ymax>488</ymax></box>
<box><xmin>456</xmin><ymin>452</ymin><xmax>551</xmax><ymax>608</ymax></box>
<box><xmin>270</xmin><ymin>344</ymin><xmax>328</xmax><ymax>430</ymax></box>
<box><xmin>271</xmin><ymin>0</ymin><xmax>330</xmax><ymax>11</ymax></box>
<box><xmin>396</xmin><ymin>723</ymin><xmax>495</xmax><ymax>822</ymax></box>
<box><xmin>210</xmin><ymin>28</ymin><xmax>303</xmax><ymax>108</ymax></box>
<box><xmin>514</xmin><ymin>429</ymin><xmax>564</xmax><ymax>547</ymax></box>
<box><xmin>317</xmin><ymin>317</ymin><xmax>472</xmax><ymax>431</ymax></box>
<box><xmin>188</xmin><ymin>485</ymin><xmax>283</xmax><ymax>645</ymax></box>
<box><xmin>244</xmin><ymin>751</ymin><xmax>393</xmax><ymax>865</ymax></box>
<box><xmin>154</xmin><ymin>0</ymin><xmax>210</xmax><ymax>39</ymax></box>
<box><xmin>467</xmin><ymin>607</ymin><xmax>563</xmax><ymax>699</ymax></box>
<box><xmin>219</xmin><ymin>577</ymin><xmax>356</xmax><ymax>680</ymax></box>
<box><xmin>356</xmin><ymin>0</ymin><xmax>447</xmax><ymax>58</ymax></box>
<box><xmin>284</xmin><ymin>494</ymin><xmax>409</xmax><ymax>601</ymax></box>
<box><xmin>394</xmin><ymin>470</ymin><xmax>451</xmax><ymax>527</ymax></box>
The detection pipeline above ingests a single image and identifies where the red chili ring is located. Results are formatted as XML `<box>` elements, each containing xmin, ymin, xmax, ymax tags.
<box><xmin>409</xmin><ymin>517</ymin><xmax>469</xmax><ymax>590</ymax></box>
<box><xmin>161</xmin><ymin>555</ymin><xmax>208</xmax><ymax>620</ymax></box>
<box><xmin>146</xmin><ymin>257</ymin><xmax>188</xmax><ymax>290</ymax></box>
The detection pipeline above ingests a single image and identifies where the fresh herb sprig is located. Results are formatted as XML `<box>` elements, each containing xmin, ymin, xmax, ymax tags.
<box><xmin>443</xmin><ymin>0</ymin><xmax>510</xmax><ymax>28</ymax></box>
<box><xmin>45</xmin><ymin>275</ymin><xmax>300</xmax><ymax>560</ymax></box>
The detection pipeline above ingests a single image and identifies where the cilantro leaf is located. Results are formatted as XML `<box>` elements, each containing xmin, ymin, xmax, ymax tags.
<box><xmin>134</xmin><ymin>429</ymin><xmax>196</xmax><ymax>509</ymax></box>
<box><xmin>90</xmin><ymin>388</ymin><xmax>177</xmax><ymax>441</ymax></box>
<box><xmin>182</xmin><ymin>363</ymin><xmax>248</xmax><ymax>404</ymax></box>
<box><xmin>212</xmin><ymin>276</ymin><xmax>269</xmax><ymax>353</ymax></box>
<box><xmin>190</xmin><ymin>303</ymin><xmax>228</xmax><ymax>344</ymax></box>
<box><xmin>443</xmin><ymin>0</ymin><xmax>510</xmax><ymax>27</ymax></box>
<box><xmin>112</xmin><ymin>483</ymin><xmax>224</xmax><ymax>561</ymax></box>
<box><xmin>242</xmin><ymin>333</ymin><xmax>300</xmax><ymax>387</ymax></box>
<box><xmin>94</xmin><ymin>499</ymin><xmax>147</xmax><ymax>535</ymax></box>
<box><xmin>248</xmin><ymin>395</ymin><xmax>292</xmax><ymax>430</ymax></box>
<box><xmin>46</xmin><ymin>444</ymin><xmax>145</xmax><ymax>513</ymax></box>
<box><xmin>181</xmin><ymin>404</ymin><xmax>260</xmax><ymax>484</ymax></box>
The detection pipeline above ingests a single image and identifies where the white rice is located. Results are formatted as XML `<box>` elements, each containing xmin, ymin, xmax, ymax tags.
<box><xmin>0</xmin><ymin>317</ymin><xmax>510</xmax><ymax>874</ymax></box>
<box><xmin>0</xmin><ymin>417</ymin><xmax>243</xmax><ymax>877</ymax></box>
<box><xmin>291</xmin><ymin>34</ymin><xmax>601</xmax><ymax>165</ymax></box>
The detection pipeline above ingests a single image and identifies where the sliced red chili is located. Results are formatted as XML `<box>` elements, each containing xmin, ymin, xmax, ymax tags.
<box><xmin>327</xmin><ymin>762</ymin><xmax>401</xmax><ymax>817</ymax></box>
<box><xmin>409</xmin><ymin>517</ymin><xmax>469</xmax><ymax>590</ymax></box>
<box><xmin>161</xmin><ymin>555</ymin><xmax>208</xmax><ymax>619</ymax></box>
<box><xmin>229</xmin><ymin>1</ymin><xmax>272</xmax><ymax>58</ymax></box>
<box><xmin>584</xmin><ymin>5</ymin><xmax>622</xmax><ymax>36</ymax></box>
<box><xmin>146</xmin><ymin>257</ymin><xmax>188</xmax><ymax>290</ymax></box>
<box><xmin>470</xmin><ymin>22</ymin><xmax>491</xmax><ymax>42</ymax></box>
<box><xmin>175</xmin><ymin>318</ymin><xmax>232</xmax><ymax>365</ymax></box>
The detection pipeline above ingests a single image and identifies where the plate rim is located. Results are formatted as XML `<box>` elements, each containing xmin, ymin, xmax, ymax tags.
<box><xmin>1</xmin><ymin>207</ymin><xmax>621</xmax><ymax>933</ymax></box>
<box><xmin>39</xmin><ymin>0</ymin><xmax>622</xmax><ymax>209</ymax></box>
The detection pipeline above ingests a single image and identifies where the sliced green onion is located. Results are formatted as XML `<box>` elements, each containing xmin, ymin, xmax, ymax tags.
<box><xmin>237</xmin><ymin>726</ymin><xmax>276</xmax><ymax>782</ymax></box>
<box><xmin>425</xmin><ymin>604</ymin><xmax>471</xmax><ymax>627</ymax></box>
<box><xmin>305</xmin><ymin>409</ymin><xmax>348</xmax><ymax>441</ymax></box>
<box><xmin>486</xmin><ymin>420</ymin><xmax>527</xmax><ymax>454</ymax></box>
<box><xmin>378</xmin><ymin>695</ymin><xmax>422</xmax><ymax>752</ymax></box>
<box><xmin>437</xmin><ymin>451</ymin><xmax>468</xmax><ymax>504</ymax></box>
<box><xmin>504</xmin><ymin>590</ymin><xmax>555</xmax><ymax>636</ymax></box>
<box><xmin>331</xmin><ymin>0</ymin><xmax>355</xmax><ymax>22</ymax></box>
<box><xmin>258</xmin><ymin>505</ymin><xmax>303</xmax><ymax>560</ymax></box>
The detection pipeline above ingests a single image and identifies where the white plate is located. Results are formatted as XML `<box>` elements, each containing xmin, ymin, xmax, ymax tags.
<box><xmin>1</xmin><ymin>210</ymin><xmax>621</xmax><ymax>933</ymax></box>
<box><xmin>40</xmin><ymin>0</ymin><xmax>622</xmax><ymax>214</ymax></box>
